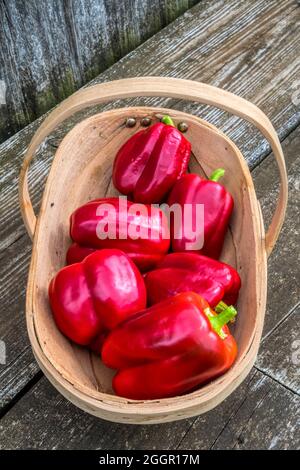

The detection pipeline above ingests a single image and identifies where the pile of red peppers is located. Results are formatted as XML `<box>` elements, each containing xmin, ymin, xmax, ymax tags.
<box><xmin>49</xmin><ymin>115</ymin><xmax>241</xmax><ymax>400</ymax></box>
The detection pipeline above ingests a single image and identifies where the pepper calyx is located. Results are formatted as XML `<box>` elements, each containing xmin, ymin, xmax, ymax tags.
<box><xmin>161</xmin><ymin>115</ymin><xmax>175</xmax><ymax>127</ymax></box>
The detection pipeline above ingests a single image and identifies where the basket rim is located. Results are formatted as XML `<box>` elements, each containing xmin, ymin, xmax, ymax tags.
<box><xmin>26</xmin><ymin>106</ymin><xmax>267</xmax><ymax>421</ymax></box>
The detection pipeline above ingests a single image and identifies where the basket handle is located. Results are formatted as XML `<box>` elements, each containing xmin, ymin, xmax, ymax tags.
<box><xmin>19</xmin><ymin>77</ymin><xmax>288</xmax><ymax>256</ymax></box>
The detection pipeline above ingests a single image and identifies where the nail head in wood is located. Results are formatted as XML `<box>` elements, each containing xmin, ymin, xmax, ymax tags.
<box><xmin>141</xmin><ymin>117</ymin><xmax>152</xmax><ymax>127</ymax></box>
<box><xmin>178</xmin><ymin>122</ymin><xmax>189</xmax><ymax>133</ymax></box>
<box><xmin>125</xmin><ymin>117</ymin><xmax>136</xmax><ymax>128</ymax></box>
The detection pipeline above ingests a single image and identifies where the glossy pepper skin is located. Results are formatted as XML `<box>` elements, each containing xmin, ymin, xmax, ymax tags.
<box><xmin>102</xmin><ymin>292</ymin><xmax>238</xmax><ymax>400</ymax></box>
<box><xmin>145</xmin><ymin>252</ymin><xmax>241</xmax><ymax>307</ymax></box>
<box><xmin>49</xmin><ymin>249</ymin><xmax>146</xmax><ymax>348</ymax></box>
<box><xmin>112</xmin><ymin>116</ymin><xmax>191</xmax><ymax>204</ymax></box>
<box><xmin>167</xmin><ymin>169</ymin><xmax>233</xmax><ymax>259</ymax></box>
<box><xmin>68</xmin><ymin>197</ymin><xmax>170</xmax><ymax>271</ymax></box>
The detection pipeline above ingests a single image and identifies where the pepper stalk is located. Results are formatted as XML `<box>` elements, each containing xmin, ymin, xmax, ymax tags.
<box><xmin>209</xmin><ymin>168</ymin><xmax>225</xmax><ymax>182</ymax></box>
<box><xmin>205</xmin><ymin>301</ymin><xmax>237</xmax><ymax>339</ymax></box>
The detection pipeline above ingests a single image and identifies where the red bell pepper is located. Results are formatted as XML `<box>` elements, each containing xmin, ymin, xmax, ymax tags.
<box><xmin>102</xmin><ymin>292</ymin><xmax>238</xmax><ymax>400</ymax></box>
<box><xmin>112</xmin><ymin>116</ymin><xmax>191</xmax><ymax>204</ymax></box>
<box><xmin>67</xmin><ymin>197</ymin><xmax>170</xmax><ymax>271</ymax></box>
<box><xmin>145</xmin><ymin>252</ymin><xmax>241</xmax><ymax>307</ymax></box>
<box><xmin>67</xmin><ymin>243</ymin><xmax>97</xmax><ymax>265</ymax></box>
<box><xmin>167</xmin><ymin>170</ymin><xmax>233</xmax><ymax>259</ymax></box>
<box><xmin>49</xmin><ymin>249</ymin><xmax>146</xmax><ymax>347</ymax></box>
<box><xmin>66</xmin><ymin>243</ymin><xmax>166</xmax><ymax>272</ymax></box>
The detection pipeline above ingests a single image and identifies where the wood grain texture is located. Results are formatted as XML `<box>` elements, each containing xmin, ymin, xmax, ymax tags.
<box><xmin>0</xmin><ymin>0</ymin><xmax>198</xmax><ymax>142</ymax></box>
<box><xmin>0</xmin><ymin>0</ymin><xmax>299</xmax><ymax>424</ymax></box>
<box><xmin>0</xmin><ymin>236</ymin><xmax>40</xmax><ymax>411</ymax></box>
<box><xmin>0</xmin><ymin>369</ymin><xmax>299</xmax><ymax>449</ymax></box>
<box><xmin>256</xmin><ymin>303</ymin><xmax>300</xmax><ymax>394</ymax></box>
<box><xmin>251</xmin><ymin>128</ymin><xmax>300</xmax><ymax>335</ymax></box>
<box><xmin>86</xmin><ymin>0</ymin><xmax>299</xmax><ymax>167</ymax></box>
<box><xmin>182</xmin><ymin>371</ymin><xmax>300</xmax><ymax>450</ymax></box>
<box><xmin>1</xmin><ymin>0</ymin><xmax>299</xmax><ymax>253</ymax></box>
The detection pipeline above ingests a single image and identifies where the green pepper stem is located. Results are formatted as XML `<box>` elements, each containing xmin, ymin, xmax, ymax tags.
<box><xmin>162</xmin><ymin>115</ymin><xmax>175</xmax><ymax>127</ymax></box>
<box><xmin>209</xmin><ymin>168</ymin><xmax>225</xmax><ymax>182</ymax></box>
<box><xmin>209</xmin><ymin>305</ymin><xmax>237</xmax><ymax>339</ymax></box>
<box><xmin>215</xmin><ymin>300</ymin><xmax>230</xmax><ymax>313</ymax></box>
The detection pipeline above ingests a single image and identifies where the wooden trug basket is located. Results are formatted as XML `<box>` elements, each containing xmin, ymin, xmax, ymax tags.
<box><xmin>19</xmin><ymin>77</ymin><xmax>288</xmax><ymax>424</ymax></box>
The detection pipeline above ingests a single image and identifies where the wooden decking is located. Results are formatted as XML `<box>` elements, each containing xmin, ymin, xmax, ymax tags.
<box><xmin>0</xmin><ymin>0</ymin><xmax>299</xmax><ymax>449</ymax></box>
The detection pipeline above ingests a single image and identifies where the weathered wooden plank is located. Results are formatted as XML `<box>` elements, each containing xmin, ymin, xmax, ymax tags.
<box><xmin>0</xmin><ymin>231</ymin><xmax>41</xmax><ymax>413</ymax></box>
<box><xmin>210</xmin><ymin>375</ymin><xmax>300</xmax><ymax>449</ymax></box>
<box><xmin>0</xmin><ymin>126</ymin><xmax>55</xmax><ymax>252</ymax></box>
<box><xmin>0</xmin><ymin>0</ymin><xmax>299</xmax><ymax>416</ymax></box>
<box><xmin>180</xmin><ymin>371</ymin><xmax>300</xmax><ymax>450</ymax></box>
<box><xmin>0</xmin><ymin>348</ymin><xmax>40</xmax><ymax>412</ymax></box>
<box><xmin>0</xmin><ymin>0</ymin><xmax>199</xmax><ymax>142</ymax></box>
<box><xmin>250</xmin><ymin>127</ymin><xmax>300</xmax><ymax>335</ymax></box>
<box><xmin>95</xmin><ymin>0</ymin><xmax>300</xmax><ymax>166</ymax></box>
<box><xmin>256</xmin><ymin>303</ymin><xmax>300</xmax><ymax>394</ymax></box>
<box><xmin>0</xmin><ymin>370</ymin><xmax>260</xmax><ymax>449</ymax></box>
<box><xmin>252</xmin><ymin>128</ymin><xmax>300</xmax><ymax>394</ymax></box>
<box><xmin>0</xmin><ymin>368</ymin><xmax>298</xmax><ymax>449</ymax></box>
<box><xmin>1</xmin><ymin>0</ymin><xmax>299</xmax><ymax>252</ymax></box>
<box><xmin>0</xmin><ymin>373</ymin><xmax>195</xmax><ymax>449</ymax></box>
<box><xmin>0</xmin><ymin>236</ymin><xmax>41</xmax><ymax>411</ymax></box>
